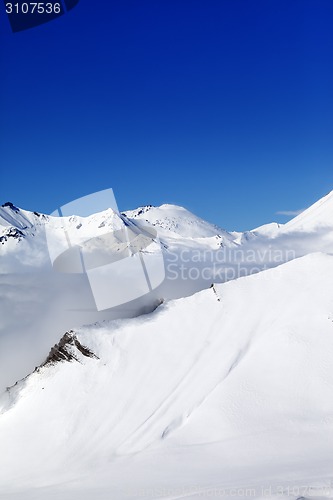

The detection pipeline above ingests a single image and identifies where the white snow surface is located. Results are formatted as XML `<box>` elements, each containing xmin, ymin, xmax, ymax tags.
<box><xmin>1</xmin><ymin>195</ymin><xmax>333</xmax><ymax>499</ymax></box>
<box><xmin>1</xmin><ymin>193</ymin><xmax>333</xmax><ymax>392</ymax></box>
<box><xmin>124</xmin><ymin>203</ymin><xmax>235</xmax><ymax>240</ymax></box>
<box><xmin>0</xmin><ymin>254</ymin><xmax>333</xmax><ymax>499</ymax></box>
<box><xmin>281</xmin><ymin>190</ymin><xmax>333</xmax><ymax>233</ymax></box>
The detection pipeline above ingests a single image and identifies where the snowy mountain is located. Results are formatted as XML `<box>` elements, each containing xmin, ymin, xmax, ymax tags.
<box><xmin>124</xmin><ymin>203</ymin><xmax>235</xmax><ymax>240</ymax></box>
<box><xmin>1</xmin><ymin>192</ymin><xmax>333</xmax><ymax>499</ymax></box>
<box><xmin>0</xmin><ymin>201</ymin><xmax>235</xmax><ymax>272</ymax></box>
<box><xmin>1</xmin><ymin>192</ymin><xmax>333</xmax><ymax>389</ymax></box>
<box><xmin>0</xmin><ymin>253</ymin><xmax>333</xmax><ymax>499</ymax></box>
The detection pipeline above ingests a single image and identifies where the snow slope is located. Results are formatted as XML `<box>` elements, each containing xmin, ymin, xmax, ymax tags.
<box><xmin>0</xmin><ymin>202</ymin><xmax>37</xmax><ymax>230</ymax></box>
<box><xmin>0</xmin><ymin>253</ymin><xmax>333</xmax><ymax>499</ymax></box>
<box><xmin>0</xmin><ymin>201</ymin><xmax>238</xmax><ymax>390</ymax></box>
<box><xmin>124</xmin><ymin>203</ymin><xmax>235</xmax><ymax>241</ymax></box>
<box><xmin>1</xmin><ymin>193</ymin><xmax>333</xmax><ymax>499</ymax></box>
<box><xmin>2</xmin><ymin>192</ymin><xmax>333</xmax><ymax>391</ymax></box>
<box><xmin>281</xmin><ymin>191</ymin><xmax>333</xmax><ymax>233</ymax></box>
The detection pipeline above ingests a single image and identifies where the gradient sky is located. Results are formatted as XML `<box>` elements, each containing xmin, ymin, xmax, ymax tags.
<box><xmin>1</xmin><ymin>0</ymin><xmax>333</xmax><ymax>231</ymax></box>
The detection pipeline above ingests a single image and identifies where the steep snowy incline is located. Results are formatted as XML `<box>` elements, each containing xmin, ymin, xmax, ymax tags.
<box><xmin>281</xmin><ymin>190</ymin><xmax>333</xmax><ymax>233</ymax></box>
<box><xmin>0</xmin><ymin>202</ymin><xmax>37</xmax><ymax>230</ymax></box>
<box><xmin>0</xmin><ymin>253</ymin><xmax>333</xmax><ymax>499</ymax></box>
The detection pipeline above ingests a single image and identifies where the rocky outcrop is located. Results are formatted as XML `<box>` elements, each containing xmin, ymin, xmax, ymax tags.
<box><xmin>41</xmin><ymin>331</ymin><xmax>99</xmax><ymax>367</ymax></box>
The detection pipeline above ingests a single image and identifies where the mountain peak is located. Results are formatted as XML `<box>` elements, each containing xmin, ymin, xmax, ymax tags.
<box><xmin>124</xmin><ymin>203</ymin><xmax>233</xmax><ymax>240</ymax></box>
<box><xmin>1</xmin><ymin>202</ymin><xmax>20</xmax><ymax>212</ymax></box>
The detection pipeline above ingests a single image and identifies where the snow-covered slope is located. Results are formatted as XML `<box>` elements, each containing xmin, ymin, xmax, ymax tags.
<box><xmin>251</xmin><ymin>221</ymin><xmax>281</xmax><ymax>237</ymax></box>
<box><xmin>281</xmin><ymin>190</ymin><xmax>333</xmax><ymax>233</ymax></box>
<box><xmin>0</xmin><ymin>201</ymin><xmax>239</xmax><ymax>390</ymax></box>
<box><xmin>0</xmin><ymin>253</ymin><xmax>333</xmax><ymax>499</ymax></box>
<box><xmin>2</xmin><ymin>192</ymin><xmax>333</xmax><ymax>392</ymax></box>
<box><xmin>2</xmin><ymin>192</ymin><xmax>333</xmax><ymax>499</ymax></box>
<box><xmin>124</xmin><ymin>203</ymin><xmax>235</xmax><ymax>241</ymax></box>
<box><xmin>0</xmin><ymin>202</ymin><xmax>37</xmax><ymax>230</ymax></box>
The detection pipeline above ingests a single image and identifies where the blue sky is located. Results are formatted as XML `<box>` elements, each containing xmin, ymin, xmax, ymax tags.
<box><xmin>1</xmin><ymin>0</ymin><xmax>333</xmax><ymax>231</ymax></box>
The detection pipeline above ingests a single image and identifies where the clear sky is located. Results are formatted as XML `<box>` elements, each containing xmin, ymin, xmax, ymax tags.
<box><xmin>1</xmin><ymin>0</ymin><xmax>333</xmax><ymax>231</ymax></box>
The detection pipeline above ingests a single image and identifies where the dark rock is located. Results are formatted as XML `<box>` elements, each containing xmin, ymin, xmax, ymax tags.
<box><xmin>41</xmin><ymin>330</ymin><xmax>99</xmax><ymax>367</ymax></box>
<box><xmin>0</xmin><ymin>228</ymin><xmax>25</xmax><ymax>245</ymax></box>
<box><xmin>1</xmin><ymin>202</ymin><xmax>19</xmax><ymax>212</ymax></box>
